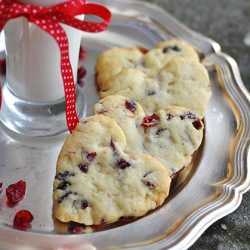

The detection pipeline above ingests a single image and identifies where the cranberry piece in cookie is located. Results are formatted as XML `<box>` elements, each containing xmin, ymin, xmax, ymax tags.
<box><xmin>125</xmin><ymin>100</ymin><xmax>137</xmax><ymax>113</ymax></box>
<box><xmin>55</xmin><ymin>171</ymin><xmax>75</xmax><ymax>181</ymax></box>
<box><xmin>142</xmin><ymin>180</ymin><xmax>156</xmax><ymax>190</ymax></box>
<box><xmin>192</xmin><ymin>120</ymin><xmax>203</xmax><ymax>130</ymax></box>
<box><xmin>78</xmin><ymin>163</ymin><xmax>89</xmax><ymax>173</ymax></box>
<box><xmin>53</xmin><ymin>115</ymin><xmax>170</xmax><ymax>226</ymax></box>
<box><xmin>57</xmin><ymin>181</ymin><xmax>71</xmax><ymax>191</ymax></box>
<box><xmin>141</xmin><ymin>114</ymin><xmax>160</xmax><ymax>128</ymax></box>
<box><xmin>162</xmin><ymin>45</ymin><xmax>181</xmax><ymax>53</ymax></box>
<box><xmin>117</xmin><ymin>159</ymin><xmax>131</xmax><ymax>170</ymax></box>
<box><xmin>180</xmin><ymin>111</ymin><xmax>197</xmax><ymax>120</ymax></box>
<box><xmin>86</xmin><ymin>152</ymin><xmax>97</xmax><ymax>161</ymax></box>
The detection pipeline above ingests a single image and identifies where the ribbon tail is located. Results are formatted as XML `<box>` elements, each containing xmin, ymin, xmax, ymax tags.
<box><xmin>30</xmin><ymin>18</ymin><xmax>79</xmax><ymax>133</ymax></box>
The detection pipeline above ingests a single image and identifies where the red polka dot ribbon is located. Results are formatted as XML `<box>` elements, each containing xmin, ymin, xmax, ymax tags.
<box><xmin>0</xmin><ymin>0</ymin><xmax>111</xmax><ymax>133</ymax></box>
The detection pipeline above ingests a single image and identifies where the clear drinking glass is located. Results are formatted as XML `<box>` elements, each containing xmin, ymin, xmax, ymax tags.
<box><xmin>0</xmin><ymin>0</ymin><xmax>85</xmax><ymax>137</ymax></box>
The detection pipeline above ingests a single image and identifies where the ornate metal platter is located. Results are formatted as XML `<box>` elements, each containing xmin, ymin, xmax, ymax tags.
<box><xmin>0</xmin><ymin>0</ymin><xmax>249</xmax><ymax>249</ymax></box>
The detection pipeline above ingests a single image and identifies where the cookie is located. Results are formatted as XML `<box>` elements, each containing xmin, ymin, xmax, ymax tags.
<box><xmin>99</xmin><ymin>57</ymin><xmax>211</xmax><ymax>118</ymax></box>
<box><xmin>96</xmin><ymin>48</ymin><xmax>143</xmax><ymax>91</ymax></box>
<box><xmin>94</xmin><ymin>95</ymin><xmax>204</xmax><ymax>176</ymax></box>
<box><xmin>96</xmin><ymin>39</ymin><xmax>199</xmax><ymax>90</ymax></box>
<box><xmin>53</xmin><ymin>115</ymin><xmax>170</xmax><ymax>225</ymax></box>
<box><xmin>94</xmin><ymin>95</ymin><xmax>146</xmax><ymax>152</ymax></box>
<box><xmin>141</xmin><ymin>39</ymin><xmax>200</xmax><ymax>77</ymax></box>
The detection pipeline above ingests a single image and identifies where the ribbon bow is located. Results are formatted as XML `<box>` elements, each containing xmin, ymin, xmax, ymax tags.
<box><xmin>0</xmin><ymin>0</ymin><xmax>111</xmax><ymax>133</ymax></box>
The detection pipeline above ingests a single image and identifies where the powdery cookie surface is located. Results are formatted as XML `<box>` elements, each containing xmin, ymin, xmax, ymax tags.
<box><xmin>99</xmin><ymin>57</ymin><xmax>211</xmax><ymax>118</ymax></box>
<box><xmin>96</xmin><ymin>48</ymin><xmax>143</xmax><ymax>91</ymax></box>
<box><xmin>96</xmin><ymin>39</ymin><xmax>199</xmax><ymax>90</ymax></box>
<box><xmin>94</xmin><ymin>95</ymin><xmax>204</xmax><ymax>176</ymax></box>
<box><xmin>53</xmin><ymin>115</ymin><xmax>170</xmax><ymax>225</ymax></box>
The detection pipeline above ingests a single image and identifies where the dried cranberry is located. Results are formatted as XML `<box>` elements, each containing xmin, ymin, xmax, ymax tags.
<box><xmin>86</xmin><ymin>152</ymin><xmax>97</xmax><ymax>161</ymax></box>
<box><xmin>143</xmin><ymin>172</ymin><xmax>152</xmax><ymax>178</ymax></box>
<box><xmin>166</xmin><ymin>113</ymin><xmax>174</xmax><ymax>121</ymax></box>
<box><xmin>80</xmin><ymin>199</ymin><xmax>89</xmax><ymax>209</ymax></box>
<box><xmin>6</xmin><ymin>180</ymin><xmax>26</xmax><ymax>205</ymax></box>
<box><xmin>141</xmin><ymin>114</ymin><xmax>160</xmax><ymax>128</ymax></box>
<box><xmin>125</xmin><ymin>100</ymin><xmax>137</xmax><ymax>113</ymax></box>
<box><xmin>78</xmin><ymin>163</ymin><xmax>89</xmax><ymax>173</ymax></box>
<box><xmin>73</xmin><ymin>199</ymin><xmax>89</xmax><ymax>209</ymax></box>
<box><xmin>55</xmin><ymin>171</ymin><xmax>75</xmax><ymax>180</ymax></box>
<box><xmin>110</xmin><ymin>140</ymin><xmax>117</xmax><ymax>153</ymax></box>
<box><xmin>13</xmin><ymin>210</ymin><xmax>33</xmax><ymax>231</ymax></box>
<box><xmin>147</xmin><ymin>90</ymin><xmax>156</xmax><ymax>96</ymax></box>
<box><xmin>0</xmin><ymin>58</ymin><xmax>6</xmax><ymax>75</ymax></box>
<box><xmin>192</xmin><ymin>120</ymin><xmax>203</xmax><ymax>130</ymax></box>
<box><xmin>77</xmin><ymin>79</ymin><xmax>85</xmax><ymax>87</ymax></box>
<box><xmin>0</xmin><ymin>182</ymin><xmax>3</xmax><ymax>194</ymax></box>
<box><xmin>79</xmin><ymin>46</ymin><xmax>87</xmax><ymax>61</ymax></box>
<box><xmin>117</xmin><ymin>159</ymin><xmax>131</xmax><ymax>169</ymax></box>
<box><xmin>156</xmin><ymin>128</ymin><xmax>166</xmax><ymax>135</ymax></box>
<box><xmin>142</xmin><ymin>180</ymin><xmax>155</xmax><ymax>190</ymax></box>
<box><xmin>57</xmin><ymin>181</ymin><xmax>70</xmax><ymax>190</ymax></box>
<box><xmin>77</xmin><ymin>66</ymin><xmax>86</xmax><ymax>82</ymax></box>
<box><xmin>100</xmin><ymin>218</ymin><xmax>108</xmax><ymax>225</ymax></box>
<box><xmin>58</xmin><ymin>191</ymin><xmax>77</xmax><ymax>204</ymax></box>
<box><xmin>138</xmin><ymin>46</ymin><xmax>149</xmax><ymax>54</ymax></box>
<box><xmin>180</xmin><ymin>112</ymin><xmax>197</xmax><ymax>120</ymax></box>
<box><xmin>162</xmin><ymin>45</ymin><xmax>181</xmax><ymax>53</ymax></box>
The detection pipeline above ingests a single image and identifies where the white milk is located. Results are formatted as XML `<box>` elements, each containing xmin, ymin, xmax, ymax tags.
<box><xmin>4</xmin><ymin>0</ymin><xmax>83</xmax><ymax>102</ymax></box>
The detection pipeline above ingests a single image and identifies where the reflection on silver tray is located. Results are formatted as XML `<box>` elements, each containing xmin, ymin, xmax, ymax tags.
<box><xmin>0</xmin><ymin>0</ymin><xmax>249</xmax><ymax>249</ymax></box>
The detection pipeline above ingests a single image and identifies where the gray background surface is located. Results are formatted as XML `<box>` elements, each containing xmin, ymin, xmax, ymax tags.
<box><xmin>140</xmin><ymin>0</ymin><xmax>250</xmax><ymax>249</ymax></box>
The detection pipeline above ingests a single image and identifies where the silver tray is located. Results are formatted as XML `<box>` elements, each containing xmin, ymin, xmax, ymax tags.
<box><xmin>0</xmin><ymin>0</ymin><xmax>249</xmax><ymax>249</ymax></box>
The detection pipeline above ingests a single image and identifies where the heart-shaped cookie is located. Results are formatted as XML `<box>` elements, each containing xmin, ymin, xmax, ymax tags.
<box><xmin>53</xmin><ymin>115</ymin><xmax>170</xmax><ymax>225</ymax></box>
<box><xmin>96</xmin><ymin>39</ymin><xmax>200</xmax><ymax>91</ymax></box>
<box><xmin>94</xmin><ymin>95</ymin><xmax>204</xmax><ymax>176</ymax></box>
<box><xmin>99</xmin><ymin>57</ymin><xmax>211</xmax><ymax>118</ymax></box>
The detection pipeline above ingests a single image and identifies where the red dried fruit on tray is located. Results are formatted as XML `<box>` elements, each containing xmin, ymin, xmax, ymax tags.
<box><xmin>141</xmin><ymin>114</ymin><xmax>160</xmax><ymax>128</ymax></box>
<box><xmin>77</xmin><ymin>66</ymin><xmax>86</xmax><ymax>80</ymax></box>
<box><xmin>79</xmin><ymin>46</ymin><xmax>87</xmax><ymax>61</ymax></box>
<box><xmin>0</xmin><ymin>58</ymin><xmax>6</xmax><ymax>75</ymax></box>
<box><xmin>6</xmin><ymin>180</ymin><xmax>26</xmax><ymax>205</ymax></box>
<box><xmin>77</xmin><ymin>66</ymin><xmax>87</xmax><ymax>87</ymax></box>
<box><xmin>77</xmin><ymin>79</ymin><xmax>85</xmax><ymax>87</ymax></box>
<box><xmin>13</xmin><ymin>210</ymin><xmax>34</xmax><ymax>231</ymax></box>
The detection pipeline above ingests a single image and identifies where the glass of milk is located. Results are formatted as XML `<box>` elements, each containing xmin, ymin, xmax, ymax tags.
<box><xmin>0</xmin><ymin>0</ymin><xmax>85</xmax><ymax>137</ymax></box>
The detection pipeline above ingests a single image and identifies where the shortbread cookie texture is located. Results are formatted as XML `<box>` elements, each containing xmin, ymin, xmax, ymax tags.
<box><xmin>96</xmin><ymin>48</ymin><xmax>143</xmax><ymax>90</ymax></box>
<box><xmin>94</xmin><ymin>96</ymin><xmax>204</xmax><ymax>176</ymax></box>
<box><xmin>100</xmin><ymin>57</ymin><xmax>211</xmax><ymax>118</ymax></box>
<box><xmin>141</xmin><ymin>39</ymin><xmax>199</xmax><ymax>77</ymax></box>
<box><xmin>96</xmin><ymin>39</ymin><xmax>199</xmax><ymax>90</ymax></box>
<box><xmin>53</xmin><ymin>115</ymin><xmax>170</xmax><ymax>225</ymax></box>
<box><xmin>94</xmin><ymin>95</ymin><xmax>146</xmax><ymax>152</ymax></box>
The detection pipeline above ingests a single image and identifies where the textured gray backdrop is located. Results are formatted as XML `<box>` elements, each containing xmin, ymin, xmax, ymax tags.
<box><xmin>139</xmin><ymin>0</ymin><xmax>250</xmax><ymax>249</ymax></box>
